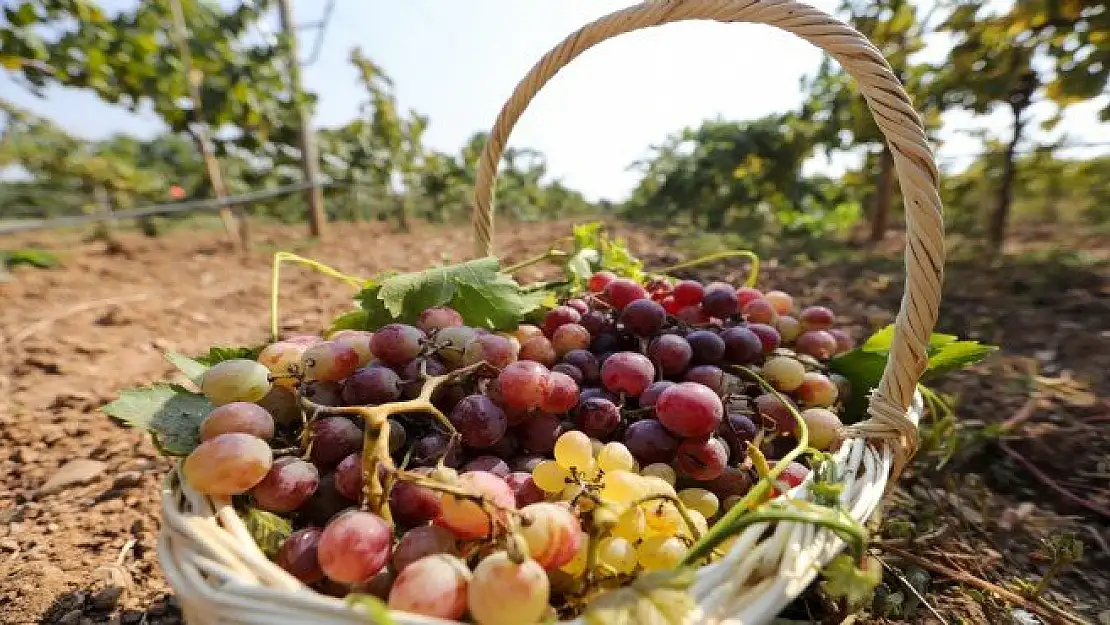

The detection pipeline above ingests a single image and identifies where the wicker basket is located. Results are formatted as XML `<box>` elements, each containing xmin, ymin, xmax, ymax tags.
<box><xmin>157</xmin><ymin>1</ymin><xmax>944</xmax><ymax>623</ymax></box>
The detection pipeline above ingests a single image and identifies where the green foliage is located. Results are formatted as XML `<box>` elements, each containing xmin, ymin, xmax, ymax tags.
<box><xmin>101</xmin><ymin>384</ymin><xmax>212</xmax><ymax>455</ymax></box>
<box><xmin>564</xmin><ymin>222</ymin><xmax>644</xmax><ymax>289</ymax></box>
<box><xmin>822</xmin><ymin>554</ymin><xmax>883</xmax><ymax>606</ymax></box>
<box><xmin>239</xmin><ymin>507</ymin><xmax>292</xmax><ymax>559</ymax></box>
<box><xmin>583</xmin><ymin>568</ymin><xmax>696</xmax><ymax>625</ymax></box>
<box><xmin>1</xmin><ymin>247</ymin><xmax>59</xmax><ymax>269</ymax></box>
<box><xmin>194</xmin><ymin>345</ymin><xmax>266</xmax><ymax>367</ymax></box>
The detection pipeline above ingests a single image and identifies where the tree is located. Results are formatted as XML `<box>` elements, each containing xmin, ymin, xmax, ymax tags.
<box><xmin>938</xmin><ymin>0</ymin><xmax>1110</xmax><ymax>253</ymax></box>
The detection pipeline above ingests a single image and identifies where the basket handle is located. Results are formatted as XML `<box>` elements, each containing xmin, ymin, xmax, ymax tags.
<box><xmin>471</xmin><ymin>0</ymin><xmax>944</xmax><ymax>476</ymax></box>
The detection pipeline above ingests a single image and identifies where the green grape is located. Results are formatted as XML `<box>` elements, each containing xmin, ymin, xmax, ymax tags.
<box><xmin>200</xmin><ymin>359</ymin><xmax>272</xmax><ymax>406</ymax></box>
<box><xmin>678</xmin><ymin>487</ymin><xmax>719</xmax><ymax>519</ymax></box>
<box><xmin>640</xmin><ymin>463</ymin><xmax>676</xmax><ymax>486</ymax></box>
<box><xmin>531</xmin><ymin>460</ymin><xmax>569</xmax><ymax>493</ymax></box>
<box><xmin>597</xmin><ymin>441</ymin><xmax>636</xmax><ymax>473</ymax></box>
<box><xmin>637</xmin><ymin>536</ymin><xmax>687</xmax><ymax>571</ymax></box>
<box><xmin>596</xmin><ymin>536</ymin><xmax>638</xmax><ymax>575</ymax></box>
<box><xmin>612</xmin><ymin>506</ymin><xmax>647</xmax><ymax>541</ymax></box>
<box><xmin>600</xmin><ymin>470</ymin><xmax>647</xmax><ymax>505</ymax></box>
<box><xmin>554</xmin><ymin>430</ymin><xmax>593</xmax><ymax>471</ymax></box>
<box><xmin>643</xmin><ymin>500</ymin><xmax>685</xmax><ymax>535</ymax></box>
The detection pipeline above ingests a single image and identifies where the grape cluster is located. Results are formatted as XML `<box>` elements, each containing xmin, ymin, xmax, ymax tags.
<box><xmin>178</xmin><ymin>270</ymin><xmax>855</xmax><ymax>623</ymax></box>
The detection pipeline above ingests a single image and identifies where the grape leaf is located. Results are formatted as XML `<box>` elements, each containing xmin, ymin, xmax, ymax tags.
<box><xmin>102</xmin><ymin>384</ymin><xmax>212</xmax><ymax>455</ymax></box>
<box><xmin>195</xmin><ymin>345</ymin><xmax>264</xmax><ymax>366</ymax></box>
<box><xmin>163</xmin><ymin>351</ymin><xmax>208</xmax><ymax>386</ymax></box>
<box><xmin>345</xmin><ymin>594</ymin><xmax>396</xmax><ymax>624</ymax></box>
<box><xmin>327</xmin><ymin>309</ymin><xmax>372</xmax><ymax>334</ymax></box>
<box><xmin>584</xmin><ymin>568</ymin><xmax>696</xmax><ymax>625</ymax></box>
<box><xmin>240</xmin><ymin>507</ymin><xmax>291</xmax><ymax>559</ymax></box>
<box><xmin>828</xmin><ymin>348</ymin><xmax>888</xmax><ymax>424</ymax></box>
<box><xmin>924</xmin><ymin>340</ymin><xmax>997</xmax><ymax>380</ymax></box>
<box><xmin>568</xmin><ymin>221</ymin><xmax>644</xmax><ymax>284</ymax></box>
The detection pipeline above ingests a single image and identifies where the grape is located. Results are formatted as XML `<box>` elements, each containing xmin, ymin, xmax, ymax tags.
<box><xmin>551</xmin><ymin>324</ymin><xmax>592</xmax><ymax>357</ymax></box>
<box><xmin>437</xmin><ymin>471</ymin><xmax>516</xmax><ymax>539</ymax></box>
<box><xmin>468</xmin><ymin>551</ymin><xmax>550</xmax><ymax>625</ymax></box>
<box><xmin>578</xmin><ymin>310</ymin><xmax>609</xmax><ymax>337</ymax></box>
<box><xmin>647</xmin><ymin>334</ymin><xmax>693</xmax><ymax>376</ymax></box>
<box><xmin>398</xmin><ymin>357</ymin><xmax>447</xmax><ymax>399</ymax></box>
<box><xmin>721</xmin><ymin>326</ymin><xmax>763</xmax><ymax>364</ymax></box>
<box><xmin>436</xmin><ymin>326</ymin><xmax>480</xmax><ymax>368</ymax></box>
<box><xmin>641</xmin><ymin>462</ymin><xmax>677</xmax><ymax>485</ymax></box>
<box><xmin>660</xmin><ymin>295</ymin><xmax>681</xmax><ymax>315</ymax></box>
<box><xmin>588</xmin><ymin>271</ymin><xmax>618</xmax><ymax>293</ymax></box>
<box><xmin>329</xmin><ymin>329</ymin><xmax>375</xmax><ymax>366</ymax></box>
<box><xmin>675</xmin><ymin>437</ymin><xmax>728</xmax><ymax>481</ymax></box>
<box><xmin>676</xmin><ymin>305</ymin><xmax>710</xmax><ymax>324</ymax></box>
<box><xmin>597</xmin><ymin>441</ymin><xmax>636</xmax><ymax>472</ymax></box>
<box><xmin>637</xmin><ymin>536</ymin><xmax>687</xmax><ymax>571</ymax></box>
<box><xmin>678</xmin><ymin>487</ymin><xmax>719</xmax><ymax>519</ymax></box>
<box><xmin>801</xmin><ymin>407</ymin><xmax>843</xmax><ymax>450</ymax></box>
<box><xmin>590</xmin><ymin>332</ymin><xmax>620</xmax><ymax>355</ymax></box>
<box><xmin>575</xmin><ymin>397</ymin><xmax>621</xmax><ymax>438</ymax></box>
<box><xmin>543</xmin><ymin>306</ymin><xmax>582</xmax><ymax>337</ymax></box>
<box><xmin>608</xmin><ymin>506</ymin><xmax>647</xmax><ymax>542</ymax></box>
<box><xmin>410</xmin><ymin>431</ymin><xmax>457</xmax><ymax>468</ymax></box>
<box><xmin>600</xmin><ymin>352</ymin><xmax>655</xmax><ymax>397</ymax></box>
<box><xmin>735</xmin><ymin>286</ymin><xmax>763</xmax><ymax>308</ymax></box>
<box><xmin>829</xmin><ymin>328</ymin><xmax>854</xmax><ymax>354</ymax></box>
<box><xmin>797</xmin><ymin>372</ymin><xmax>839</xmax><ymax>407</ymax></box>
<box><xmin>317</xmin><ymin>510</ymin><xmax>392</xmax><ymax>583</ymax></box>
<box><xmin>748</xmin><ymin>323</ymin><xmax>782</xmax><ymax>354</ymax></box>
<box><xmin>511</xmin><ymin>456</ymin><xmax>544</xmax><ymax>473</ymax></box>
<box><xmin>518</xmin><ymin>336</ymin><xmax>557</xmax><ymax>367</ymax></box>
<box><xmin>496</xmin><ymin>361</ymin><xmax>550</xmax><ymax>411</ymax></box>
<box><xmin>257</xmin><ymin>341</ymin><xmax>310</xmax><ymax>386</ymax></box>
<box><xmin>506</xmin><ymin>471</ymin><xmax>545</xmax><ymax>506</ymax></box>
<box><xmin>684</xmin><ymin>365</ymin><xmax>728</xmax><ymax>396</ymax></box>
<box><xmin>506</xmin><ymin>325</ymin><xmax>540</xmax><ymax>346</ymax></box>
<box><xmin>531</xmin><ymin>460</ymin><xmax>570</xmax><ymax>493</ymax></box>
<box><xmin>596</xmin><ymin>536</ymin><xmax>637</xmax><ymax>574</ymax></box>
<box><xmin>541</xmin><ymin>371</ymin><xmax>580</xmax><ymax>414</ymax></box>
<box><xmin>417</xmin><ymin>306</ymin><xmax>464</xmax><ymax>332</ymax></box>
<box><xmin>604</xmin><ymin>278</ymin><xmax>648</xmax><ymax>310</ymax></box>
<box><xmin>251</xmin><ymin>456</ymin><xmax>319</xmax><ymax>512</ymax></box>
<box><xmin>390</xmin><ymin>469</ymin><xmax>443</xmax><ymax>526</ymax></box>
<box><xmin>672</xmin><ymin>280</ymin><xmax>704</xmax><ymax>307</ymax></box>
<box><xmin>370</xmin><ymin>324</ymin><xmax>425</xmax><ymax>366</ymax></box>
<box><xmin>707</xmin><ymin>465</ymin><xmax>754</xmax><ymax>499</ymax></box>
<box><xmin>718</xmin><ymin>412</ymin><xmax>759</xmax><ymax>458</ymax></box>
<box><xmin>276</xmin><ymin>527</ymin><xmax>324</xmax><ymax>584</ymax></box>
<box><xmin>392</xmin><ymin>525</ymin><xmax>459</xmax><ymax>572</ymax></box>
<box><xmin>754</xmin><ymin>393</ymin><xmax>799</xmax><ymax>433</ymax></box>
<box><xmin>776</xmin><ymin>315</ymin><xmax>803</xmax><ymax>342</ymax></box>
<box><xmin>301</xmin><ymin>341</ymin><xmax>361</xmax><ymax>382</ymax></box>
<box><xmin>387</xmin><ymin>553</ymin><xmax>470</xmax><ymax>619</ymax></box>
<box><xmin>517</xmin><ymin>412</ymin><xmax>561</xmax><ymax>455</ymax></box>
<box><xmin>450</xmin><ymin>395</ymin><xmax>508</xmax><ymax>449</ymax></box>
<box><xmin>309</xmin><ymin>417</ymin><xmax>363</xmax><ymax>468</ymax></box>
<box><xmin>519</xmin><ymin>502</ymin><xmax>583</xmax><ymax>570</ymax></box>
<box><xmin>459</xmin><ymin>456</ymin><xmax>508</xmax><ymax>479</ymax></box>
<box><xmin>341</xmin><ymin>366</ymin><xmax>402</xmax><ymax>405</ymax></box>
<box><xmin>763</xmin><ymin>290</ymin><xmax>795</xmax><ymax>315</ymax></box>
<box><xmin>199</xmin><ymin>402</ymin><xmax>275</xmax><ymax>442</ymax></box>
<box><xmin>701</xmin><ymin>284</ymin><xmax>740</xmax><ymax>319</ymax></box>
<box><xmin>639</xmin><ymin>380</ymin><xmax>676</xmax><ymax>408</ymax></box>
<box><xmin>770</xmin><ymin>461</ymin><xmax>810</xmax><ymax>497</ymax></box>
<box><xmin>799</xmin><ymin>305</ymin><xmax>835</xmax><ymax>331</ymax></box>
<box><xmin>620</xmin><ymin>299</ymin><xmax>666</xmax><ymax>336</ymax></box>
<box><xmin>597</xmin><ymin>470</ymin><xmax>646</xmax><ymax>505</ymax></box>
<box><xmin>796</xmin><ymin>330</ymin><xmax>838</xmax><ymax>360</ymax></box>
<box><xmin>333</xmin><ymin>453</ymin><xmax>363</xmax><ymax>500</ymax></box>
<box><xmin>553</xmin><ymin>431</ymin><xmax>593</xmax><ymax>472</ymax></box>
<box><xmin>182</xmin><ymin>433</ymin><xmax>272</xmax><ymax>496</ymax></box>
<box><xmin>562</xmin><ymin>349</ymin><xmax>600</xmax><ymax>382</ymax></box>
<box><xmin>551</xmin><ymin>363</ymin><xmax>583</xmax><ymax>385</ymax></box>
<box><xmin>200</xmin><ymin>359</ymin><xmax>272</xmax><ymax>406</ymax></box>
<box><xmin>686</xmin><ymin>330</ymin><xmax>726</xmax><ymax>365</ymax></box>
<box><xmin>303</xmin><ymin>380</ymin><xmax>343</xmax><ymax>406</ymax></box>
<box><xmin>656</xmin><ymin>382</ymin><xmax>724</xmax><ymax>438</ymax></box>
<box><xmin>254</xmin><ymin>387</ymin><xmax>299</xmax><ymax>426</ymax></box>
<box><xmin>742</xmin><ymin>298</ymin><xmax>778</xmax><ymax>325</ymax></box>
<box><xmin>623</xmin><ymin>419</ymin><xmax>678</xmax><ymax>465</ymax></box>
<box><xmin>761</xmin><ymin>356</ymin><xmax>806</xmax><ymax>392</ymax></box>
<box><xmin>579</xmin><ymin>387</ymin><xmax>617</xmax><ymax>404</ymax></box>
<box><xmin>487</xmin><ymin>432</ymin><xmax>519</xmax><ymax>459</ymax></box>
<box><xmin>463</xmin><ymin>333</ymin><xmax>519</xmax><ymax>369</ymax></box>
<box><xmin>566</xmin><ymin>298</ymin><xmax>590</xmax><ymax>315</ymax></box>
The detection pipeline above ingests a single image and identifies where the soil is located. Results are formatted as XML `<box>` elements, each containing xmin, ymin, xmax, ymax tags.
<box><xmin>1</xmin><ymin>219</ymin><xmax>1108</xmax><ymax>625</ymax></box>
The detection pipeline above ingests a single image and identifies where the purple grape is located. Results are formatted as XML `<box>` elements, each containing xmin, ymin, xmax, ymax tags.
<box><xmin>579</xmin><ymin>387</ymin><xmax>618</xmax><ymax>404</ymax></box>
<box><xmin>342</xmin><ymin>366</ymin><xmax>403</xmax><ymax>405</ymax></box>
<box><xmin>300</xmin><ymin>474</ymin><xmax>352</xmax><ymax>526</ymax></box>
<box><xmin>720</xmin><ymin>326</ymin><xmax>763</xmax><ymax>365</ymax></box>
<box><xmin>251</xmin><ymin>456</ymin><xmax>319</xmax><ymax>513</ymax></box>
<box><xmin>334</xmin><ymin>453</ymin><xmax>363</xmax><ymax>500</ymax></box>
<box><xmin>370</xmin><ymin>323</ymin><xmax>426</xmax><ymax>366</ymax></box>
<box><xmin>579</xmin><ymin>311</ymin><xmax>610</xmax><ymax>337</ymax></box>
<box><xmin>517</xmin><ymin>412</ymin><xmax>561</xmax><ymax>455</ymax></box>
<box><xmin>575</xmin><ymin>397</ymin><xmax>621</xmax><ymax>438</ymax></box>
<box><xmin>620</xmin><ymin>299</ymin><xmax>666</xmax><ymax>336</ymax></box>
<box><xmin>303</xmin><ymin>380</ymin><xmax>344</xmax><ymax>407</ymax></box>
<box><xmin>675</xmin><ymin>437</ymin><xmax>729</xmax><ymax>481</ymax></box>
<box><xmin>639</xmin><ymin>380</ymin><xmax>676</xmax><ymax>408</ymax></box>
<box><xmin>706</xmin><ymin>465</ymin><xmax>754</xmax><ymax>498</ymax></box>
<box><xmin>623</xmin><ymin>419</ymin><xmax>679</xmax><ymax>465</ymax></box>
<box><xmin>747</xmin><ymin>323</ymin><xmax>782</xmax><ymax>354</ymax></box>
<box><xmin>647</xmin><ymin>334</ymin><xmax>693</xmax><ymax>376</ymax></box>
<box><xmin>390</xmin><ymin>468</ymin><xmax>442</xmax><ymax>526</ymax></box>
<box><xmin>276</xmin><ymin>527</ymin><xmax>325</xmax><ymax>583</ymax></box>
<box><xmin>701</xmin><ymin>284</ymin><xmax>740</xmax><ymax>319</ymax></box>
<box><xmin>552</xmin><ymin>363</ymin><xmax>584</xmax><ymax>385</ymax></box>
<box><xmin>684</xmin><ymin>365</ymin><xmax>729</xmax><ymax>397</ymax></box>
<box><xmin>718</xmin><ymin>412</ymin><xmax>759</xmax><ymax>458</ymax></box>
<box><xmin>399</xmin><ymin>357</ymin><xmax>447</xmax><ymax>398</ymax></box>
<box><xmin>590</xmin><ymin>332</ymin><xmax>620</xmax><ymax>355</ymax></box>
<box><xmin>485</xmin><ymin>433</ymin><xmax>518</xmax><ymax>460</ymax></box>
<box><xmin>310</xmin><ymin>417</ymin><xmax>363</xmax><ymax>468</ymax></box>
<box><xmin>392</xmin><ymin>525</ymin><xmax>459</xmax><ymax>572</ymax></box>
<box><xmin>562</xmin><ymin>349</ymin><xmax>600</xmax><ymax>383</ymax></box>
<box><xmin>449</xmin><ymin>394</ymin><xmax>508</xmax><ymax>449</ymax></box>
<box><xmin>411</xmin><ymin>432</ymin><xmax>461</xmax><ymax>468</ymax></box>
<box><xmin>506</xmin><ymin>471</ymin><xmax>545</xmax><ymax>507</ymax></box>
<box><xmin>686</xmin><ymin>330</ymin><xmax>726</xmax><ymax>365</ymax></box>
<box><xmin>600</xmin><ymin>351</ymin><xmax>655</xmax><ymax>397</ymax></box>
<box><xmin>463</xmin><ymin>455</ymin><xmax>511</xmax><ymax>478</ymax></box>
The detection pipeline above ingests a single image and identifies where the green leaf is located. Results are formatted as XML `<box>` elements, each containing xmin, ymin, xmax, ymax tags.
<box><xmin>195</xmin><ymin>345</ymin><xmax>265</xmax><ymax>366</ymax></box>
<box><xmin>821</xmin><ymin>554</ymin><xmax>882</xmax><ymax>606</ymax></box>
<box><xmin>239</xmin><ymin>507</ymin><xmax>291</xmax><ymax>559</ymax></box>
<box><xmin>861</xmin><ymin>324</ymin><xmax>895</xmax><ymax>352</ymax></box>
<box><xmin>102</xmin><ymin>384</ymin><xmax>212</xmax><ymax>455</ymax></box>
<box><xmin>572</xmin><ymin>221</ymin><xmax>604</xmax><ymax>249</ymax></box>
<box><xmin>565</xmin><ymin>248</ymin><xmax>598</xmax><ymax>290</ymax></box>
<box><xmin>924</xmin><ymin>341</ymin><xmax>997</xmax><ymax>380</ymax></box>
<box><xmin>584</xmin><ymin>568</ymin><xmax>696</xmax><ymax>625</ymax></box>
<box><xmin>345</xmin><ymin>594</ymin><xmax>396</xmax><ymax>624</ymax></box>
<box><xmin>599</xmin><ymin>236</ymin><xmax>644</xmax><ymax>283</ymax></box>
<box><xmin>2</xmin><ymin>248</ymin><xmax>60</xmax><ymax>269</ymax></box>
<box><xmin>327</xmin><ymin>309</ymin><xmax>371</xmax><ymax>333</ymax></box>
<box><xmin>828</xmin><ymin>348</ymin><xmax>887</xmax><ymax>424</ymax></box>
<box><xmin>163</xmin><ymin>351</ymin><xmax>208</xmax><ymax>386</ymax></box>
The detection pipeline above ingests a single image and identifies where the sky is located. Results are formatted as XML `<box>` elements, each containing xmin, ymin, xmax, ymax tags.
<box><xmin>3</xmin><ymin>0</ymin><xmax>1109</xmax><ymax>202</ymax></box>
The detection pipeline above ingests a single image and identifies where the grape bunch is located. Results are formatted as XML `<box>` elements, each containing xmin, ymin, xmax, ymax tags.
<box><xmin>178</xmin><ymin>269</ymin><xmax>856</xmax><ymax>624</ymax></box>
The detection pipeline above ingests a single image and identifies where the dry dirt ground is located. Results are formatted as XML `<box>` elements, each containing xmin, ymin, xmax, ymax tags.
<box><xmin>1</xmin><ymin>218</ymin><xmax>1108</xmax><ymax>624</ymax></box>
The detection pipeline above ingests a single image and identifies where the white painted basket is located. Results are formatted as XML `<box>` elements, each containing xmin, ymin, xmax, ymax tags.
<box><xmin>157</xmin><ymin>1</ymin><xmax>945</xmax><ymax>623</ymax></box>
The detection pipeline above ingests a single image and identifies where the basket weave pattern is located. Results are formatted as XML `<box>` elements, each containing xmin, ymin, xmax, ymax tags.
<box><xmin>158</xmin><ymin>1</ymin><xmax>944</xmax><ymax>623</ymax></box>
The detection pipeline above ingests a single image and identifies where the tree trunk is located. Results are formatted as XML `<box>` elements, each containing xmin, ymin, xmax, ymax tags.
<box><xmin>989</xmin><ymin>105</ymin><xmax>1026</xmax><ymax>254</ymax></box>
<box><xmin>870</xmin><ymin>146</ymin><xmax>894</xmax><ymax>242</ymax></box>
<box><xmin>276</xmin><ymin>0</ymin><xmax>327</xmax><ymax>238</ymax></box>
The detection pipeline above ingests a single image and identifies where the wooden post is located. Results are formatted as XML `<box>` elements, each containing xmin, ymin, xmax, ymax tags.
<box><xmin>276</xmin><ymin>0</ymin><xmax>328</xmax><ymax>238</ymax></box>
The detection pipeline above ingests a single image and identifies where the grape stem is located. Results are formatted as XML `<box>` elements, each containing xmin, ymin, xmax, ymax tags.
<box><xmin>631</xmin><ymin>494</ymin><xmax>703</xmax><ymax>541</ymax></box>
<box><xmin>503</xmin><ymin>249</ymin><xmax>568</xmax><ymax>274</ymax></box>
<box><xmin>681</xmin><ymin>364</ymin><xmax>812</xmax><ymax>565</ymax></box>
<box><xmin>269</xmin><ymin>252</ymin><xmax>367</xmax><ymax>341</ymax></box>
<box><xmin>654</xmin><ymin>250</ymin><xmax>760</xmax><ymax>288</ymax></box>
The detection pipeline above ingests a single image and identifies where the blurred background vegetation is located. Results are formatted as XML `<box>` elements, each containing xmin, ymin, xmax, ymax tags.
<box><xmin>1</xmin><ymin>0</ymin><xmax>1107</xmax><ymax>256</ymax></box>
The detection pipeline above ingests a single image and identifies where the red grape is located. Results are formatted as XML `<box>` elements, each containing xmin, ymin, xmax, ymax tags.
<box><xmin>661</xmin><ymin>295</ymin><xmax>681</xmax><ymax>314</ymax></box>
<box><xmin>620</xmin><ymin>299</ymin><xmax>666</xmax><ymax>336</ymax></box>
<box><xmin>251</xmin><ymin>456</ymin><xmax>319</xmax><ymax>513</ymax></box>
<box><xmin>551</xmin><ymin>323</ymin><xmax>591</xmax><ymax>356</ymax></box>
<box><xmin>566</xmin><ymin>298</ymin><xmax>589</xmax><ymax>315</ymax></box>
<box><xmin>496</xmin><ymin>361</ymin><xmax>550</xmax><ymax>411</ymax></box>
<box><xmin>686</xmin><ymin>329</ymin><xmax>726</xmax><ymax>365</ymax></box>
<box><xmin>199</xmin><ymin>402</ymin><xmax>275</xmax><ymax>442</ymax></box>
<box><xmin>388</xmin><ymin>554</ymin><xmax>471</xmax><ymax>620</ymax></box>
<box><xmin>742</xmin><ymin>298</ymin><xmax>778</xmax><ymax>325</ymax></box>
<box><xmin>647</xmin><ymin>334</ymin><xmax>693</xmax><ymax>376</ymax></box>
<box><xmin>684</xmin><ymin>365</ymin><xmax>729</xmax><ymax>396</ymax></box>
<box><xmin>276</xmin><ymin>527</ymin><xmax>324</xmax><ymax>584</ymax></box>
<box><xmin>763</xmin><ymin>290</ymin><xmax>795</xmax><ymax>315</ymax></box>
<box><xmin>517</xmin><ymin>412</ymin><xmax>561</xmax><ymax>455</ymax></box>
<box><xmin>754</xmin><ymin>393</ymin><xmax>799</xmax><ymax>433</ymax></box>
<box><xmin>392</xmin><ymin>525</ymin><xmax>459</xmax><ymax>572</ymax></box>
<box><xmin>829</xmin><ymin>328</ymin><xmax>854</xmax><ymax>354</ymax></box>
<box><xmin>541</xmin><ymin>371</ymin><xmax>580</xmax><ymax>414</ymax></box>
<box><xmin>543</xmin><ymin>306</ymin><xmax>582</xmax><ymax>337</ymax></box>
<box><xmin>463</xmin><ymin>456</ymin><xmax>511</xmax><ymax>478</ymax></box>
<box><xmin>587</xmin><ymin>271</ymin><xmax>617</xmax><ymax>293</ymax></box>
<box><xmin>672</xmin><ymin>280</ymin><xmax>705</xmax><ymax>307</ymax></box>
<box><xmin>318</xmin><ymin>510</ymin><xmax>392</xmax><ymax>583</ymax></box>
<box><xmin>735</xmin><ymin>286</ymin><xmax>763</xmax><ymax>308</ymax></box>
<box><xmin>437</xmin><ymin>471</ymin><xmax>516</xmax><ymax>539</ymax></box>
<box><xmin>518</xmin><ymin>336</ymin><xmax>557</xmax><ymax>367</ymax></box>
<box><xmin>797</xmin><ymin>372</ymin><xmax>839</xmax><ymax>407</ymax></box>
<box><xmin>450</xmin><ymin>395</ymin><xmax>508</xmax><ymax>449</ymax></box>
<box><xmin>506</xmin><ymin>472</ymin><xmax>544</xmax><ymax>507</ymax></box>
<box><xmin>334</xmin><ymin>453</ymin><xmax>363</xmax><ymax>500</ymax></box>
<box><xmin>605</xmin><ymin>278</ymin><xmax>648</xmax><ymax>310</ymax></box>
<box><xmin>182</xmin><ymin>433</ymin><xmax>272</xmax><ymax>496</ymax></box>
<box><xmin>371</xmin><ymin>324</ymin><xmax>426</xmax><ymax>366</ymax></box>
<box><xmin>329</xmin><ymin>329</ymin><xmax>375</xmax><ymax>367</ymax></box>
<box><xmin>463</xmin><ymin>333</ymin><xmax>518</xmax><ymax>369</ymax></box>
<box><xmin>417</xmin><ymin>306</ymin><xmax>464</xmax><ymax>332</ymax></box>
<box><xmin>748</xmin><ymin>323</ymin><xmax>782</xmax><ymax>353</ymax></box>
<box><xmin>675</xmin><ymin>437</ymin><xmax>729</xmax><ymax>481</ymax></box>
<box><xmin>342</xmin><ymin>366</ymin><xmax>402</xmax><ymax>405</ymax></box>
<box><xmin>600</xmin><ymin>351</ymin><xmax>655</xmax><ymax>397</ymax></box>
<box><xmin>623</xmin><ymin>419</ymin><xmax>679</xmax><ymax>465</ymax></box>
<box><xmin>309</xmin><ymin>417</ymin><xmax>363</xmax><ymax>469</ymax></box>
<box><xmin>575</xmin><ymin>397</ymin><xmax>621</xmax><ymax>438</ymax></box>
<box><xmin>640</xmin><ymin>380</ymin><xmax>676</xmax><ymax>408</ymax></box>
<box><xmin>655</xmin><ymin>382</ymin><xmax>724</xmax><ymax>438</ymax></box>
<box><xmin>562</xmin><ymin>349</ymin><xmax>600</xmax><ymax>382</ymax></box>
<box><xmin>518</xmin><ymin>502</ymin><xmax>583</xmax><ymax>570</ymax></box>
<box><xmin>799</xmin><ymin>306</ymin><xmax>835</xmax><ymax>331</ymax></box>
<box><xmin>302</xmin><ymin>341</ymin><xmax>361</xmax><ymax>382</ymax></box>
<box><xmin>720</xmin><ymin>326</ymin><xmax>763</xmax><ymax>364</ymax></box>
<box><xmin>796</xmin><ymin>330</ymin><xmax>838</xmax><ymax>360</ymax></box>
<box><xmin>676</xmin><ymin>305</ymin><xmax>710</xmax><ymax>324</ymax></box>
